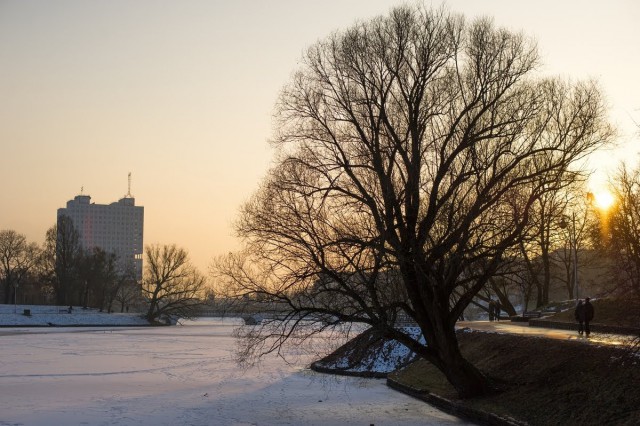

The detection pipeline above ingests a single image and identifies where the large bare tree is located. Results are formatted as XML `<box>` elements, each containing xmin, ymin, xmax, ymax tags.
<box><xmin>215</xmin><ymin>4</ymin><xmax>612</xmax><ymax>397</ymax></box>
<box><xmin>143</xmin><ymin>244</ymin><xmax>207</xmax><ymax>323</ymax></box>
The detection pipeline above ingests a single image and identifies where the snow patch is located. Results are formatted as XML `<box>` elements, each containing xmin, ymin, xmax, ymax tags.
<box><xmin>312</xmin><ymin>327</ymin><xmax>425</xmax><ymax>376</ymax></box>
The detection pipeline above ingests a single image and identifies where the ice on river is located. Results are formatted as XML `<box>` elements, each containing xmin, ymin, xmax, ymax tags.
<box><xmin>0</xmin><ymin>318</ymin><xmax>473</xmax><ymax>425</ymax></box>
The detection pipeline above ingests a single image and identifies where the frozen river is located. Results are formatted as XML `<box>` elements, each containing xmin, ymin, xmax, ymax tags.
<box><xmin>0</xmin><ymin>318</ymin><xmax>472</xmax><ymax>425</ymax></box>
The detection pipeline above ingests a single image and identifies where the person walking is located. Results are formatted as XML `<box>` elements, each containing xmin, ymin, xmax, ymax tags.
<box><xmin>494</xmin><ymin>301</ymin><xmax>501</xmax><ymax>321</ymax></box>
<box><xmin>488</xmin><ymin>300</ymin><xmax>495</xmax><ymax>321</ymax></box>
<box><xmin>574</xmin><ymin>299</ymin><xmax>585</xmax><ymax>336</ymax></box>
<box><xmin>583</xmin><ymin>297</ymin><xmax>595</xmax><ymax>337</ymax></box>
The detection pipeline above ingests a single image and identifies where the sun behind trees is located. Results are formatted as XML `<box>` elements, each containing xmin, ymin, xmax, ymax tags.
<box><xmin>592</xmin><ymin>165</ymin><xmax>640</xmax><ymax>299</ymax></box>
<box><xmin>213</xmin><ymin>3</ymin><xmax>613</xmax><ymax>398</ymax></box>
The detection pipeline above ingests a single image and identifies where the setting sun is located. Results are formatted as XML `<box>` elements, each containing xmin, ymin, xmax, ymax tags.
<box><xmin>592</xmin><ymin>190</ymin><xmax>615</xmax><ymax>210</ymax></box>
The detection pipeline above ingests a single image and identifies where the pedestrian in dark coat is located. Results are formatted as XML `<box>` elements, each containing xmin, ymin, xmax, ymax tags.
<box><xmin>583</xmin><ymin>297</ymin><xmax>595</xmax><ymax>337</ymax></box>
<box><xmin>574</xmin><ymin>299</ymin><xmax>585</xmax><ymax>335</ymax></box>
<box><xmin>488</xmin><ymin>300</ymin><xmax>495</xmax><ymax>321</ymax></box>
<box><xmin>494</xmin><ymin>301</ymin><xmax>501</xmax><ymax>321</ymax></box>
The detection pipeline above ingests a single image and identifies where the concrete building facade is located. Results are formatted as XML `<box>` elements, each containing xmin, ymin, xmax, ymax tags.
<box><xmin>57</xmin><ymin>194</ymin><xmax>144</xmax><ymax>280</ymax></box>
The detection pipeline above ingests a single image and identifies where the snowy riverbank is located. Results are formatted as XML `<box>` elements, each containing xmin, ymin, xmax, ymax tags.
<box><xmin>0</xmin><ymin>304</ymin><xmax>150</xmax><ymax>327</ymax></box>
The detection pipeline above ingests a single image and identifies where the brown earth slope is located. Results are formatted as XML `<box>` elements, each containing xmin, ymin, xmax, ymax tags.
<box><xmin>315</xmin><ymin>298</ymin><xmax>640</xmax><ymax>425</ymax></box>
<box><xmin>390</xmin><ymin>329</ymin><xmax>640</xmax><ymax>426</ymax></box>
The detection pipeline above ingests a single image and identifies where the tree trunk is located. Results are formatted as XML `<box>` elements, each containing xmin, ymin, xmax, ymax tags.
<box><xmin>82</xmin><ymin>280</ymin><xmax>89</xmax><ymax>309</ymax></box>
<box><xmin>3</xmin><ymin>280</ymin><xmax>10</xmax><ymax>304</ymax></box>
<box><xmin>55</xmin><ymin>280</ymin><xmax>67</xmax><ymax>306</ymax></box>
<box><xmin>400</xmin><ymin>264</ymin><xmax>494</xmax><ymax>398</ymax></box>
<box><xmin>535</xmin><ymin>280</ymin><xmax>544</xmax><ymax>308</ymax></box>
<box><xmin>428</xmin><ymin>324</ymin><xmax>494</xmax><ymax>398</ymax></box>
<box><xmin>542</xmin><ymin>253</ymin><xmax>551</xmax><ymax>306</ymax></box>
<box><xmin>442</xmin><ymin>354</ymin><xmax>492</xmax><ymax>398</ymax></box>
<box><xmin>145</xmin><ymin>304</ymin><xmax>155</xmax><ymax>321</ymax></box>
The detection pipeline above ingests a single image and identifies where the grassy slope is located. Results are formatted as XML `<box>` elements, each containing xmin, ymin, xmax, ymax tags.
<box><xmin>390</xmin><ymin>298</ymin><xmax>640</xmax><ymax>425</ymax></box>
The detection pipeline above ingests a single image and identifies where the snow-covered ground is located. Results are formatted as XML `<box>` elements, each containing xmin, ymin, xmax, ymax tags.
<box><xmin>0</xmin><ymin>304</ymin><xmax>150</xmax><ymax>326</ymax></box>
<box><xmin>312</xmin><ymin>327</ymin><xmax>425</xmax><ymax>375</ymax></box>
<box><xmin>0</xmin><ymin>316</ymin><xmax>473</xmax><ymax>425</ymax></box>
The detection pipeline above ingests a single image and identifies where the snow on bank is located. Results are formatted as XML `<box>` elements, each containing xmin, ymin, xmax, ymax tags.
<box><xmin>0</xmin><ymin>304</ymin><xmax>150</xmax><ymax>327</ymax></box>
<box><xmin>312</xmin><ymin>327</ymin><xmax>425</xmax><ymax>376</ymax></box>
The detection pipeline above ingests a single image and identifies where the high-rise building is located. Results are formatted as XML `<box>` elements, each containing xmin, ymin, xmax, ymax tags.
<box><xmin>57</xmin><ymin>193</ymin><xmax>144</xmax><ymax>280</ymax></box>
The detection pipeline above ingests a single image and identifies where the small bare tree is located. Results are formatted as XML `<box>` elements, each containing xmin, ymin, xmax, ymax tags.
<box><xmin>33</xmin><ymin>225</ymin><xmax>58</xmax><ymax>301</ymax></box>
<box><xmin>143</xmin><ymin>244</ymin><xmax>206</xmax><ymax>323</ymax></box>
<box><xmin>112</xmin><ymin>266</ymin><xmax>140</xmax><ymax>313</ymax></box>
<box><xmin>0</xmin><ymin>230</ymin><xmax>40</xmax><ymax>304</ymax></box>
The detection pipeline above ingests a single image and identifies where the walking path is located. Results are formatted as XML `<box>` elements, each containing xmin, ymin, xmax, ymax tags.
<box><xmin>457</xmin><ymin>320</ymin><xmax>634</xmax><ymax>346</ymax></box>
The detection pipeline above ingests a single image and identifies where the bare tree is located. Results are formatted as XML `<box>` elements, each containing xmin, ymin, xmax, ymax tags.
<box><xmin>114</xmin><ymin>275</ymin><xmax>141</xmax><ymax>313</ymax></box>
<box><xmin>103</xmin><ymin>265</ymin><xmax>137</xmax><ymax>314</ymax></box>
<box><xmin>55</xmin><ymin>215</ymin><xmax>82</xmax><ymax>305</ymax></box>
<box><xmin>595</xmin><ymin>164</ymin><xmax>640</xmax><ymax>299</ymax></box>
<box><xmin>516</xmin><ymin>182</ymin><xmax>582</xmax><ymax>307</ymax></box>
<box><xmin>554</xmin><ymin>187</ymin><xmax>603</xmax><ymax>301</ymax></box>
<box><xmin>487</xmin><ymin>259</ymin><xmax>524</xmax><ymax>316</ymax></box>
<box><xmin>143</xmin><ymin>244</ymin><xmax>207</xmax><ymax>323</ymax></box>
<box><xmin>112</xmin><ymin>263</ymin><xmax>142</xmax><ymax>313</ymax></box>
<box><xmin>215</xmin><ymin>4</ymin><xmax>612</xmax><ymax>398</ymax></box>
<box><xmin>76</xmin><ymin>247</ymin><xmax>118</xmax><ymax>311</ymax></box>
<box><xmin>0</xmin><ymin>230</ymin><xmax>40</xmax><ymax>304</ymax></box>
<box><xmin>33</xmin><ymin>225</ymin><xmax>58</xmax><ymax>301</ymax></box>
<box><xmin>530</xmin><ymin>188</ymin><xmax>567</xmax><ymax>306</ymax></box>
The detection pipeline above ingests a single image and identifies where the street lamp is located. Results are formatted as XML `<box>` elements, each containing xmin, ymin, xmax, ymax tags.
<box><xmin>559</xmin><ymin>213</ymin><xmax>579</xmax><ymax>300</ymax></box>
<box><xmin>13</xmin><ymin>282</ymin><xmax>19</xmax><ymax>314</ymax></box>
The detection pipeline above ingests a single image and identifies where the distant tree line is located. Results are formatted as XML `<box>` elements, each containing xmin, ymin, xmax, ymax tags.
<box><xmin>0</xmin><ymin>217</ymin><xmax>141</xmax><ymax>312</ymax></box>
<box><xmin>1</xmin><ymin>217</ymin><xmax>209</xmax><ymax>323</ymax></box>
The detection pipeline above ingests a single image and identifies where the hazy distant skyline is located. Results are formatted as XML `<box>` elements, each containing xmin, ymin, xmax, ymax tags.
<box><xmin>1</xmin><ymin>0</ymin><xmax>638</xmax><ymax>273</ymax></box>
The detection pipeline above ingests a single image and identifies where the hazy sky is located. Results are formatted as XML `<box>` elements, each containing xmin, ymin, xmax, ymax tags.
<box><xmin>1</xmin><ymin>0</ymin><xmax>639</xmax><ymax>273</ymax></box>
